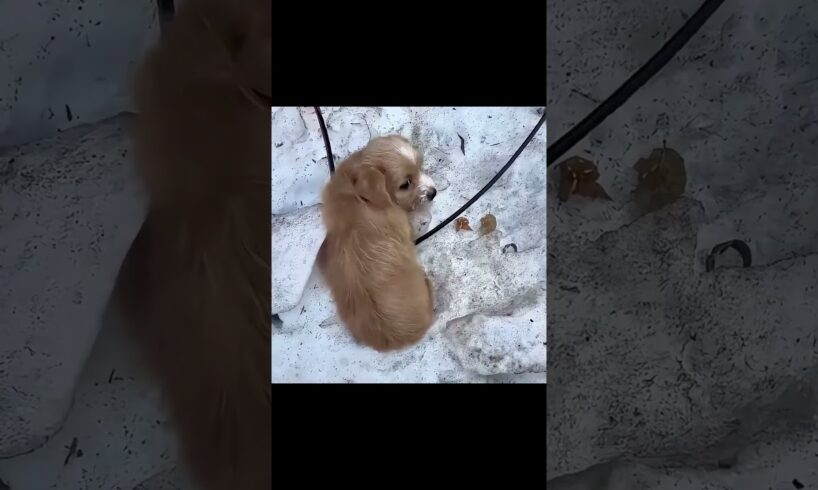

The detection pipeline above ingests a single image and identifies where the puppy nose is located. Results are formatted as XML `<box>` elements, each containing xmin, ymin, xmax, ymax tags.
<box><xmin>428</xmin><ymin>188</ymin><xmax>437</xmax><ymax>201</ymax></box>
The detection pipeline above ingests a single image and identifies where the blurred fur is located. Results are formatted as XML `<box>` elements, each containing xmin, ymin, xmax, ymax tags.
<box><xmin>318</xmin><ymin>136</ymin><xmax>435</xmax><ymax>352</ymax></box>
<box><xmin>117</xmin><ymin>0</ymin><xmax>271</xmax><ymax>488</ymax></box>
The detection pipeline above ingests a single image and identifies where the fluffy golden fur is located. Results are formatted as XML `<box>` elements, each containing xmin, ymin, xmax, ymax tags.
<box><xmin>318</xmin><ymin>136</ymin><xmax>435</xmax><ymax>352</ymax></box>
<box><xmin>117</xmin><ymin>0</ymin><xmax>271</xmax><ymax>488</ymax></box>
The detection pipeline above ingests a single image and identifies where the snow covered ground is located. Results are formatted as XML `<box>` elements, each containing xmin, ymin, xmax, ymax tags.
<box><xmin>0</xmin><ymin>117</ymin><xmax>185</xmax><ymax>490</ymax></box>
<box><xmin>0</xmin><ymin>2</ymin><xmax>189</xmax><ymax>487</ymax></box>
<box><xmin>548</xmin><ymin>0</ymin><xmax>818</xmax><ymax>488</ymax></box>
<box><xmin>270</xmin><ymin>107</ymin><xmax>547</xmax><ymax>383</ymax></box>
<box><xmin>0</xmin><ymin>298</ymin><xmax>192</xmax><ymax>490</ymax></box>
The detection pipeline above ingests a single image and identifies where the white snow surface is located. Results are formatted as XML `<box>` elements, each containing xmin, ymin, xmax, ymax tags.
<box><xmin>271</xmin><ymin>107</ymin><xmax>546</xmax><ymax>383</ymax></box>
<box><xmin>0</xmin><ymin>114</ymin><xmax>146</xmax><ymax>458</ymax></box>
<box><xmin>547</xmin><ymin>0</ymin><xmax>818</xmax><ymax>487</ymax></box>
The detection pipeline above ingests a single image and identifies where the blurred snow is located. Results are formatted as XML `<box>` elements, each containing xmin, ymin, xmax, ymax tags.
<box><xmin>547</xmin><ymin>0</ymin><xmax>818</xmax><ymax>486</ymax></box>
<box><xmin>0</xmin><ymin>115</ymin><xmax>146</xmax><ymax>458</ymax></box>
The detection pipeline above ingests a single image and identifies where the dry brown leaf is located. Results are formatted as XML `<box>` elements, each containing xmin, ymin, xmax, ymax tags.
<box><xmin>557</xmin><ymin>156</ymin><xmax>611</xmax><ymax>202</ymax></box>
<box><xmin>480</xmin><ymin>214</ymin><xmax>497</xmax><ymax>235</ymax></box>
<box><xmin>632</xmin><ymin>146</ymin><xmax>686</xmax><ymax>213</ymax></box>
<box><xmin>455</xmin><ymin>216</ymin><xmax>472</xmax><ymax>231</ymax></box>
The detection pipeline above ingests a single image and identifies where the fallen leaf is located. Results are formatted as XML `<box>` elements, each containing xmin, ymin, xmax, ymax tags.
<box><xmin>480</xmin><ymin>214</ymin><xmax>497</xmax><ymax>234</ymax></box>
<box><xmin>632</xmin><ymin>146</ymin><xmax>686</xmax><ymax>213</ymax></box>
<box><xmin>455</xmin><ymin>216</ymin><xmax>472</xmax><ymax>231</ymax></box>
<box><xmin>557</xmin><ymin>156</ymin><xmax>611</xmax><ymax>202</ymax></box>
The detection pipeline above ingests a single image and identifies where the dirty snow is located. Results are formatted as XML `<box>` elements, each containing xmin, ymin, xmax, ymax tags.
<box><xmin>271</xmin><ymin>107</ymin><xmax>546</xmax><ymax>383</ymax></box>
<box><xmin>270</xmin><ymin>204</ymin><xmax>324</xmax><ymax>313</ymax></box>
<box><xmin>0</xmin><ymin>114</ymin><xmax>146</xmax><ymax>458</ymax></box>
<box><xmin>548</xmin><ymin>0</ymin><xmax>818</xmax><ymax>487</ymax></box>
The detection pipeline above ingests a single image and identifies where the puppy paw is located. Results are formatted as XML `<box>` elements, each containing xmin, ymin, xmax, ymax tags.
<box><xmin>410</xmin><ymin>206</ymin><xmax>433</xmax><ymax>239</ymax></box>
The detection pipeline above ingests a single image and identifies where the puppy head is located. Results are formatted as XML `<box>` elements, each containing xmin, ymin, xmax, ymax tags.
<box><xmin>132</xmin><ymin>0</ymin><xmax>272</xmax><ymax>210</ymax></box>
<box><xmin>336</xmin><ymin>155</ymin><xmax>418</xmax><ymax>213</ymax></box>
<box><xmin>341</xmin><ymin>163</ymin><xmax>396</xmax><ymax>209</ymax></box>
<box><xmin>172</xmin><ymin>0</ymin><xmax>272</xmax><ymax>105</ymax></box>
<box><xmin>355</xmin><ymin>136</ymin><xmax>437</xmax><ymax>211</ymax></box>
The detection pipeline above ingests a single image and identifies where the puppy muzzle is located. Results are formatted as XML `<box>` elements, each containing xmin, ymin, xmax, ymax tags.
<box><xmin>417</xmin><ymin>173</ymin><xmax>437</xmax><ymax>203</ymax></box>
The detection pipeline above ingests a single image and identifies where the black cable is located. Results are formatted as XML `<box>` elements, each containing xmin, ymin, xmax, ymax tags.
<box><xmin>314</xmin><ymin>106</ymin><xmax>335</xmax><ymax>174</ymax></box>
<box><xmin>414</xmin><ymin>111</ymin><xmax>546</xmax><ymax>245</ymax></box>
<box><xmin>547</xmin><ymin>0</ymin><xmax>725</xmax><ymax>166</ymax></box>
<box><xmin>705</xmin><ymin>239</ymin><xmax>751</xmax><ymax>272</ymax></box>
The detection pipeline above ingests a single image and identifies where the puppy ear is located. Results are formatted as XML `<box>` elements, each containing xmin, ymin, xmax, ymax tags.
<box><xmin>351</xmin><ymin>165</ymin><xmax>392</xmax><ymax>208</ymax></box>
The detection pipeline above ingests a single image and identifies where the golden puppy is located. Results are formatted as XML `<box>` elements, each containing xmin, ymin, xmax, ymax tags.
<box><xmin>319</xmin><ymin>136</ymin><xmax>435</xmax><ymax>352</ymax></box>
<box><xmin>120</xmin><ymin>0</ymin><xmax>271</xmax><ymax>489</ymax></box>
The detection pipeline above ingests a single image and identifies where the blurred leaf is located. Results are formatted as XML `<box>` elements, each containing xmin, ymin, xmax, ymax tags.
<box><xmin>480</xmin><ymin>214</ymin><xmax>497</xmax><ymax>235</ymax></box>
<box><xmin>557</xmin><ymin>156</ymin><xmax>611</xmax><ymax>202</ymax></box>
<box><xmin>632</xmin><ymin>146</ymin><xmax>686</xmax><ymax>213</ymax></box>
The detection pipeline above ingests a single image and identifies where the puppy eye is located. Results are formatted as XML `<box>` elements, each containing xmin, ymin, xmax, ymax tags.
<box><xmin>399</xmin><ymin>180</ymin><xmax>411</xmax><ymax>190</ymax></box>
